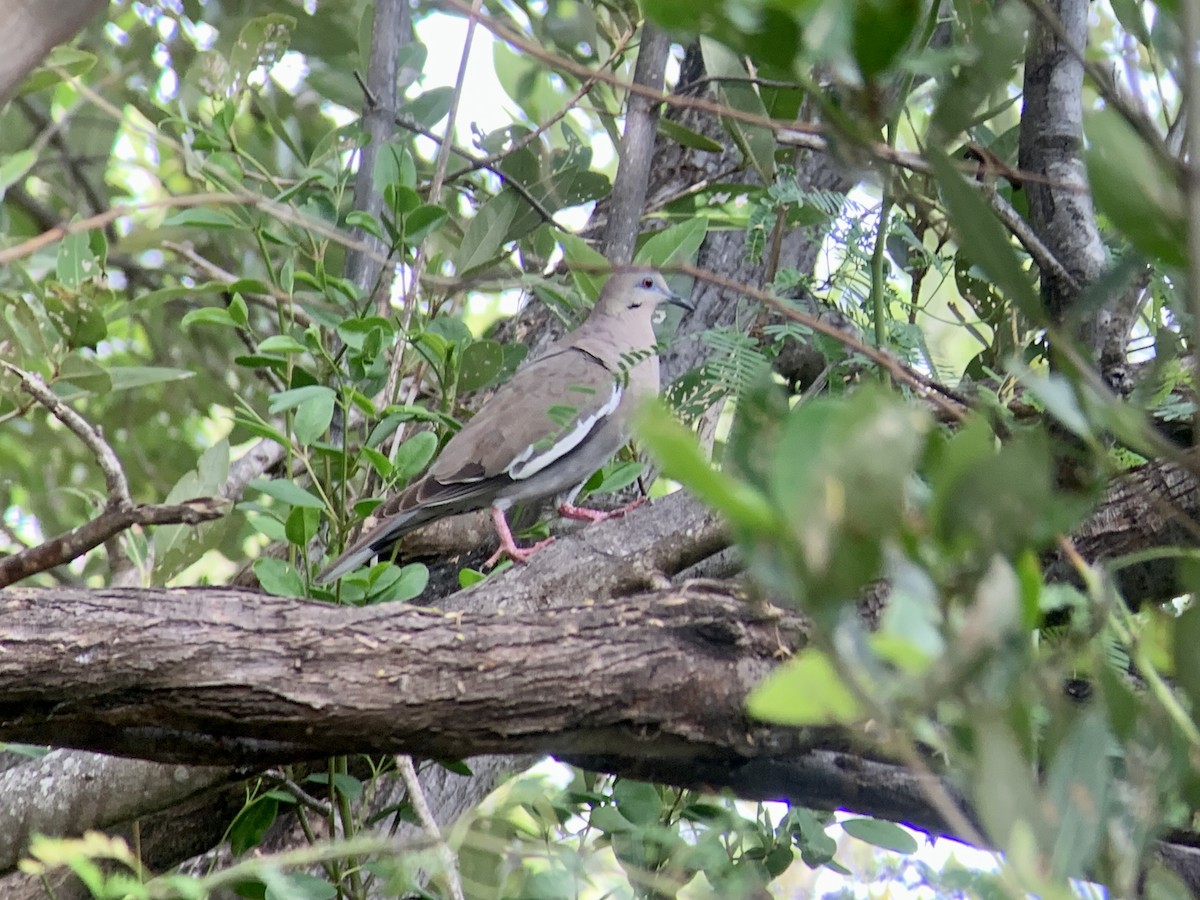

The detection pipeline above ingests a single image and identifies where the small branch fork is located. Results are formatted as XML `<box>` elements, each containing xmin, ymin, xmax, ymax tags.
<box><xmin>0</xmin><ymin>362</ymin><xmax>226</xmax><ymax>587</ymax></box>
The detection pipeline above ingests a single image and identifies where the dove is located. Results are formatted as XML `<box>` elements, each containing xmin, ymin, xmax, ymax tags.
<box><xmin>318</xmin><ymin>268</ymin><xmax>691</xmax><ymax>582</ymax></box>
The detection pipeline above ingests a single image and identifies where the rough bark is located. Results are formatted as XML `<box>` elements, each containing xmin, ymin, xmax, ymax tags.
<box><xmin>0</xmin><ymin>751</ymin><xmax>233</xmax><ymax>872</ymax></box>
<box><xmin>655</xmin><ymin>48</ymin><xmax>854</xmax><ymax>388</ymax></box>
<box><xmin>1043</xmin><ymin>451</ymin><xmax>1200</xmax><ymax>603</ymax></box>
<box><xmin>0</xmin><ymin>585</ymin><xmax>796</xmax><ymax>765</ymax></box>
<box><xmin>344</xmin><ymin>0</ymin><xmax>409</xmax><ymax>301</ymax></box>
<box><xmin>1018</xmin><ymin>0</ymin><xmax>1110</xmax><ymax>355</ymax></box>
<box><xmin>602</xmin><ymin>24</ymin><xmax>672</xmax><ymax>264</ymax></box>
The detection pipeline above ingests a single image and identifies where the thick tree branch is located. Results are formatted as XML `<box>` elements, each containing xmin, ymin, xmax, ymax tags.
<box><xmin>0</xmin><ymin>584</ymin><xmax>814</xmax><ymax>765</ymax></box>
<box><xmin>0</xmin><ymin>750</ymin><xmax>233</xmax><ymax>872</ymax></box>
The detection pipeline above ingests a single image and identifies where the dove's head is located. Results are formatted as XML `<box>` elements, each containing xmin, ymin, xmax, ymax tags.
<box><xmin>591</xmin><ymin>269</ymin><xmax>694</xmax><ymax>323</ymax></box>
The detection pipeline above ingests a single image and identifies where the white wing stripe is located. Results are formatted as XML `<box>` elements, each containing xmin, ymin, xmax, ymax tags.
<box><xmin>506</xmin><ymin>383</ymin><xmax>621</xmax><ymax>481</ymax></box>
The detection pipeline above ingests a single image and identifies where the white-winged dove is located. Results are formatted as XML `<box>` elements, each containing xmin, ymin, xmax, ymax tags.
<box><xmin>317</xmin><ymin>268</ymin><xmax>692</xmax><ymax>582</ymax></box>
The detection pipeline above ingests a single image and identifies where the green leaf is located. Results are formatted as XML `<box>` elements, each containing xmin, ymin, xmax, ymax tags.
<box><xmin>771</xmin><ymin>387</ymin><xmax>928</xmax><ymax>605</ymax></box>
<box><xmin>338</xmin><ymin>316</ymin><xmax>395</xmax><ymax>351</ymax></box>
<box><xmin>634</xmin><ymin>217</ymin><xmax>708</xmax><ymax>269</ymax></box>
<box><xmin>252</xmin><ymin>478</ymin><xmax>325</xmax><ymax>510</ymax></box>
<box><xmin>840</xmin><ymin>818</ymin><xmax>918</xmax><ymax>854</ymax></box>
<box><xmin>555</xmin><ymin>229</ymin><xmax>610</xmax><ymax>302</ymax></box>
<box><xmin>699</xmin><ymin>38</ymin><xmax>775</xmax><ymax>182</ymax></box>
<box><xmin>590</xmin><ymin>804</ymin><xmax>634</xmax><ymax>834</ymax></box>
<box><xmin>456</xmin><ymin>191</ymin><xmax>520</xmax><ymax>273</ymax></box>
<box><xmin>1175</xmin><ymin>602</ymin><xmax>1200</xmax><ymax>730</ymax></box>
<box><xmin>931</xmin><ymin>4</ymin><xmax>1029</xmax><ymax>140</ymax></box>
<box><xmin>292</xmin><ymin>391</ymin><xmax>335</xmax><ymax>445</ymax></box>
<box><xmin>927</xmin><ymin>419</ymin><xmax>1086</xmax><ymax>557</ymax></box>
<box><xmin>284</xmin><ymin>506</ymin><xmax>319</xmax><ymax>546</ymax></box>
<box><xmin>154</xmin><ymin>441</ymin><xmax>230</xmax><ymax>580</ymax></box>
<box><xmin>58</xmin><ymin>354</ymin><xmax>112</xmax><ymax>396</ymax></box>
<box><xmin>305</xmin><ymin>771</ymin><xmax>365</xmax><ymax>802</ymax></box>
<box><xmin>746</xmin><ymin>649</ymin><xmax>864</xmax><ymax>725</ymax></box>
<box><xmin>345</xmin><ymin>209</ymin><xmax>384</xmax><ymax>241</ymax></box>
<box><xmin>1044</xmin><ymin>707</ymin><xmax>1111</xmax><ymax>878</ymax></box>
<box><xmin>788</xmin><ymin>808</ymin><xmax>839</xmax><ymax>868</ymax></box>
<box><xmin>226</xmin><ymin>14</ymin><xmax>295</xmax><ymax>97</ymax></box>
<box><xmin>459</xmin><ymin>567</ymin><xmax>487</xmax><ymax>588</ymax></box>
<box><xmin>105</xmin><ymin>366</ymin><xmax>195</xmax><ymax>392</ymax></box>
<box><xmin>1016</xmin><ymin>369</ymin><xmax>1092</xmax><ymax>440</ymax></box>
<box><xmin>269</xmin><ymin>385</ymin><xmax>335</xmax><ymax>415</ymax></box>
<box><xmin>264</xmin><ymin>872</ymin><xmax>336</xmax><ymax>900</ymax></box>
<box><xmin>181</xmin><ymin>306</ymin><xmax>238</xmax><ymax>329</ymax></box>
<box><xmin>367</xmin><ymin>406</ymin><xmax>449</xmax><ymax>448</ymax></box>
<box><xmin>434</xmin><ymin>757</ymin><xmax>473</xmax><ymax>776</ymax></box>
<box><xmin>613</xmin><ymin>780</ymin><xmax>662</xmax><ymax>826</ymax></box>
<box><xmin>400</xmin><ymin>86</ymin><xmax>455</xmax><ymax>128</ymax></box>
<box><xmin>375</xmin><ymin>143</ymin><xmax>416</xmax><ymax>191</ymax></box>
<box><xmin>16</xmin><ymin>46</ymin><xmax>96</xmax><ymax>97</ymax></box>
<box><xmin>852</xmin><ymin>0</ymin><xmax>920</xmax><ymax>78</ymax></box>
<box><xmin>257</xmin><ymin>335</ymin><xmax>307</xmax><ymax>354</ymax></box>
<box><xmin>973</xmin><ymin>717</ymin><xmax>1049</xmax><ymax>852</ymax></box>
<box><xmin>368</xmin><ymin>562</ymin><xmax>429</xmax><ymax>602</ymax></box>
<box><xmin>403</xmin><ymin>203</ymin><xmax>449</xmax><ymax>245</ymax></box>
<box><xmin>636</xmin><ymin>400</ymin><xmax>777</xmax><ymax>535</ymax></box>
<box><xmin>391</xmin><ymin>431</ymin><xmax>439</xmax><ymax>482</ymax></box>
<box><xmin>253</xmin><ymin>558</ymin><xmax>305</xmax><ymax>597</ymax></box>
<box><xmin>44</xmin><ymin>288</ymin><xmax>107</xmax><ymax>348</ymax></box>
<box><xmin>1111</xmin><ymin>0</ymin><xmax>1152</xmax><ymax>44</ymax></box>
<box><xmin>229</xmin><ymin>796</ymin><xmax>279</xmax><ymax>856</ymax></box>
<box><xmin>56</xmin><ymin>228</ymin><xmax>99</xmax><ymax>289</ymax></box>
<box><xmin>457</xmin><ymin>340</ymin><xmax>506</xmax><ymax>392</ymax></box>
<box><xmin>928</xmin><ymin>149</ymin><xmax>1042</xmax><ymax>320</ymax></box>
<box><xmin>591</xmin><ymin>460</ymin><xmax>645</xmax><ymax>495</ymax></box>
<box><xmin>384</xmin><ymin>184</ymin><xmax>420</xmax><ymax>218</ymax></box>
<box><xmin>657</xmin><ymin>119</ymin><xmax>724</xmax><ymax>153</ymax></box>
<box><xmin>1086</xmin><ymin>108</ymin><xmax>1186</xmax><ymax>268</ymax></box>
<box><xmin>0</xmin><ymin>149</ymin><xmax>35</xmax><ymax>199</ymax></box>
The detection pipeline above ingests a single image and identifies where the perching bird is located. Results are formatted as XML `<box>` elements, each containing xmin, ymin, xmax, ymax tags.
<box><xmin>317</xmin><ymin>268</ymin><xmax>692</xmax><ymax>582</ymax></box>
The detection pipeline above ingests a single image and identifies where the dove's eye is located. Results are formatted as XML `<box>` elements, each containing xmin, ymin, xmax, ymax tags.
<box><xmin>641</xmin><ymin>277</ymin><xmax>654</xmax><ymax>289</ymax></box>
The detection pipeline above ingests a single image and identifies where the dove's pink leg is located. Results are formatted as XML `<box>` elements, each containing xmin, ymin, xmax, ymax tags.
<box><xmin>484</xmin><ymin>506</ymin><xmax>555</xmax><ymax>568</ymax></box>
<box><xmin>557</xmin><ymin>497</ymin><xmax>646</xmax><ymax>522</ymax></box>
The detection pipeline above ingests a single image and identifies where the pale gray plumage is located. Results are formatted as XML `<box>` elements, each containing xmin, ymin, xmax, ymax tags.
<box><xmin>317</xmin><ymin>269</ymin><xmax>691</xmax><ymax>582</ymax></box>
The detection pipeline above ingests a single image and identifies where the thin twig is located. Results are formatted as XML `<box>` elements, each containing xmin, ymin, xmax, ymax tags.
<box><xmin>162</xmin><ymin>241</ymin><xmax>315</xmax><ymax>328</ymax></box>
<box><xmin>444</xmin><ymin>29</ymin><xmax>630</xmax><ymax>180</ymax></box>
<box><xmin>263</xmin><ymin>769</ymin><xmax>335</xmax><ymax>817</ymax></box>
<box><xmin>427</xmin><ymin>0</ymin><xmax>484</xmax><ymax>206</ymax></box>
<box><xmin>674</xmin><ymin>263</ymin><xmax>972</xmax><ymax>420</ymax></box>
<box><xmin>437</xmin><ymin>0</ymin><xmax>1089</xmax><ymax>196</ymax></box>
<box><xmin>394</xmin><ymin>112</ymin><xmax>561</xmax><ymax>227</ymax></box>
<box><xmin>397</xmin><ymin>755</ymin><xmax>465</xmax><ymax>900</ymax></box>
<box><xmin>0</xmin><ymin>192</ymin><xmax>379</xmax><ymax>270</ymax></box>
<box><xmin>2</xmin><ymin>361</ymin><xmax>130</xmax><ymax>505</ymax></box>
<box><xmin>0</xmin><ymin>498</ymin><xmax>226</xmax><ymax>588</ymax></box>
<box><xmin>983</xmin><ymin>185</ymin><xmax>1079</xmax><ymax>293</ymax></box>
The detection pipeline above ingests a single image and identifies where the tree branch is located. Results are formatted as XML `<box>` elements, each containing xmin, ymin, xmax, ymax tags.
<box><xmin>0</xmin><ymin>498</ymin><xmax>227</xmax><ymax>589</ymax></box>
<box><xmin>0</xmin><ymin>583</ymin><xmax>811</xmax><ymax>765</ymax></box>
